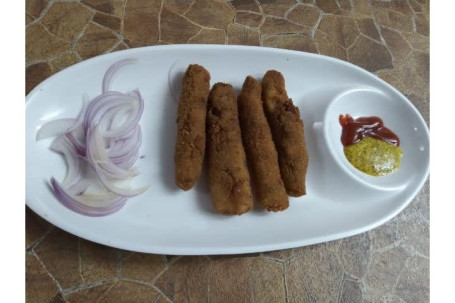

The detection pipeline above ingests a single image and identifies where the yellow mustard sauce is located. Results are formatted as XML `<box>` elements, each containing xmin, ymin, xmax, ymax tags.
<box><xmin>343</xmin><ymin>137</ymin><xmax>403</xmax><ymax>176</ymax></box>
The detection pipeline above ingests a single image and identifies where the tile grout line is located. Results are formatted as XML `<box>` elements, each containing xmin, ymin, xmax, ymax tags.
<box><xmin>367</xmin><ymin>1</ymin><xmax>397</xmax><ymax>67</ymax></box>
<box><xmin>90</xmin><ymin>16</ymin><xmax>125</xmax><ymax>41</ymax></box>
<box><xmin>232</xmin><ymin>9</ymin><xmax>262</xmax><ymax>14</ymax></box>
<box><xmin>166</xmin><ymin>9</ymin><xmax>222</xmax><ymax>32</ymax></box>
<box><xmin>27</xmin><ymin>225</ymin><xmax>55</xmax><ymax>252</ymax></box>
<box><xmin>149</xmin><ymin>256</ymin><xmax>181</xmax><ymax>285</ymax></box>
<box><xmin>284</xmin><ymin>2</ymin><xmax>300</xmax><ymax>19</ymax></box>
<box><xmin>187</xmin><ymin>28</ymin><xmax>204</xmax><ymax>43</ymax></box>
<box><xmin>118</xmin><ymin>277</ymin><xmax>174</xmax><ymax>302</ymax></box>
<box><xmin>283</xmin><ymin>262</ymin><xmax>289</xmax><ymax>303</ymax></box>
<box><xmin>224</xmin><ymin>29</ymin><xmax>229</xmax><ymax>44</ymax></box>
<box><xmin>26</xmin><ymin>49</ymin><xmax>76</xmax><ymax>68</ymax></box>
<box><xmin>158</xmin><ymin>0</ymin><xmax>164</xmax><ymax>43</ymax></box>
<box><xmin>311</xmin><ymin>11</ymin><xmax>324</xmax><ymax>39</ymax></box>
<box><xmin>207</xmin><ymin>259</ymin><xmax>212</xmax><ymax>303</ymax></box>
<box><xmin>336</xmin><ymin>274</ymin><xmax>346</xmax><ymax>303</ymax></box>
<box><xmin>253</xmin><ymin>0</ymin><xmax>263</xmax><ymax>14</ymax></box>
<box><xmin>31</xmin><ymin>249</ymin><xmax>66</xmax><ymax>295</ymax></box>
<box><xmin>375</xmin><ymin>25</ymin><xmax>415</xmax><ymax>52</ymax></box>
<box><xmin>261</xmin><ymin>255</ymin><xmax>287</xmax><ymax>264</ymax></box>
<box><xmin>116</xmin><ymin>249</ymin><xmax>122</xmax><ymax>279</ymax></box>
<box><xmin>348</xmin><ymin>0</ymin><xmax>354</xmax><ymax>12</ymax></box>
<box><xmin>103</xmin><ymin>39</ymin><xmax>124</xmax><ymax>54</ymax></box>
<box><xmin>153</xmin><ymin>294</ymin><xmax>162</xmax><ymax>303</ymax></box>
<box><xmin>78</xmin><ymin>237</ymin><xmax>86</xmax><ymax>284</ymax></box>
<box><xmin>25</xmin><ymin>0</ymin><xmax>56</xmax><ymax>28</ymax></box>
<box><xmin>94</xmin><ymin>281</ymin><xmax>117</xmax><ymax>303</ymax></box>
<box><xmin>69</xmin><ymin>14</ymin><xmax>95</xmax><ymax>53</ymax></box>
<box><xmin>181</xmin><ymin>0</ymin><xmax>196</xmax><ymax>16</ymax></box>
<box><xmin>361</xmin><ymin>234</ymin><xmax>380</xmax><ymax>301</ymax></box>
<box><xmin>150</xmin><ymin>284</ymin><xmax>174</xmax><ymax>303</ymax></box>
<box><xmin>62</xmin><ymin>277</ymin><xmax>119</xmax><ymax>296</ymax></box>
<box><xmin>121</xmin><ymin>0</ymin><xmax>128</xmax><ymax>37</ymax></box>
<box><xmin>389</xmin><ymin>254</ymin><xmax>412</xmax><ymax>300</ymax></box>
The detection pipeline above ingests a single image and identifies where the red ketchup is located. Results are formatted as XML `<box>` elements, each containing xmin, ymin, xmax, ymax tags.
<box><xmin>339</xmin><ymin>114</ymin><xmax>400</xmax><ymax>147</ymax></box>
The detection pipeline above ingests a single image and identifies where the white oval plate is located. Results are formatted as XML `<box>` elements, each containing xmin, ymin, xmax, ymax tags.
<box><xmin>26</xmin><ymin>45</ymin><xmax>429</xmax><ymax>255</ymax></box>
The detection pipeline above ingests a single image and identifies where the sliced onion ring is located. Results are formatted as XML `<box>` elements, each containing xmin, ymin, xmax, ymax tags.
<box><xmin>37</xmin><ymin>58</ymin><xmax>148</xmax><ymax>216</ymax></box>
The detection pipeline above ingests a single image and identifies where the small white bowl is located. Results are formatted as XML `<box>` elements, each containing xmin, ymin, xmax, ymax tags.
<box><xmin>322</xmin><ymin>87</ymin><xmax>429</xmax><ymax>191</ymax></box>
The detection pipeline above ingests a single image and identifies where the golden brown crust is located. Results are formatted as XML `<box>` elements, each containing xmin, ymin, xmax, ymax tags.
<box><xmin>174</xmin><ymin>64</ymin><xmax>210</xmax><ymax>190</ymax></box>
<box><xmin>206</xmin><ymin>83</ymin><xmax>254</xmax><ymax>215</ymax></box>
<box><xmin>261</xmin><ymin>70</ymin><xmax>309</xmax><ymax>197</ymax></box>
<box><xmin>238</xmin><ymin>76</ymin><xmax>289</xmax><ymax>211</ymax></box>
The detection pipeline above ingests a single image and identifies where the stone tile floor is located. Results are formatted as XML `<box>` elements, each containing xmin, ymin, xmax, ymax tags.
<box><xmin>26</xmin><ymin>0</ymin><xmax>429</xmax><ymax>302</ymax></box>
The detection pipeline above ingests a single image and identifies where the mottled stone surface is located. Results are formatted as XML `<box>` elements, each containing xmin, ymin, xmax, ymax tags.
<box><xmin>121</xmin><ymin>252</ymin><xmax>166</xmax><ymax>281</ymax></box>
<box><xmin>336</xmin><ymin>233</ymin><xmax>371</xmax><ymax>279</ymax></box>
<box><xmin>25</xmin><ymin>0</ymin><xmax>430</xmax><ymax>301</ymax></box>
<box><xmin>356</xmin><ymin>17</ymin><xmax>381</xmax><ymax>41</ymax></box>
<box><xmin>398</xmin><ymin>213</ymin><xmax>430</xmax><ymax>256</ymax></box>
<box><xmin>80</xmin><ymin>239</ymin><xmax>118</xmax><ymax>283</ymax></box>
<box><xmin>34</xmin><ymin>228</ymin><xmax>82</xmax><ymax>289</ymax></box>
<box><xmin>75</xmin><ymin>22</ymin><xmax>119</xmax><ymax>59</ymax></box>
<box><xmin>41</xmin><ymin>2</ymin><xmax>93</xmax><ymax>42</ymax></box>
<box><xmin>26</xmin><ymin>22</ymin><xmax>70</xmax><ymax>62</ymax></box>
<box><xmin>227</xmin><ymin>24</ymin><xmax>260</xmax><ymax>46</ymax></box>
<box><xmin>316</xmin><ymin>0</ymin><xmax>339</xmax><ymax>13</ymax></box>
<box><xmin>339</xmin><ymin>278</ymin><xmax>364</xmax><ymax>303</ymax></box>
<box><xmin>81</xmin><ymin>0</ymin><xmax>124</xmax><ymax>17</ymax></box>
<box><xmin>155</xmin><ymin>257</ymin><xmax>211</xmax><ymax>302</ymax></box>
<box><xmin>287</xmin><ymin>243</ymin><xmax>344</xmax><ymax>302</ymax></box>
<box><xmin>185</xmin><ymin>0</ymin><xmax>235</xmax><ymax>29</ymax></box>
<box><xmin>263</xmin><ymin>34</ymin><xmax>318</xmax><ymax>53</ymax></box>
<box><xmin>26</xmin><ymin>253</ymin><xmax>59</xmax><ymax>303</ymax></box>
<box><xmin>381</xmin><ymin>27</ymin><xmax>413</xmax><ymax>63</ymax></box>
<box><xmin>259</xmin><ymin>0</ymin><xmax>297</xmax><ymax>17</ymax></box>
<box><xmin>348</xmin><ymin>35</ymin><xmax>393</xmax><ymax>72</ymax></box>
<box><xmin>49</xmin><ymin>52</ymin><xmax>81</xmax><ymax>73</ymax></box>
<box><xmin>93</xmin><ymin>12</ymin><xmax>121</xmax><ymax>33</ymax></box>
<box><xmin>261</xmin><ymin>248</ymin><xmax>295</xmax><ymax>261</ymax></box>
<box><xmin>123</xmin><ymin>0</ymin><xmax>161</xmax><ymax>47</ymax></box>
<box><xmin>235</xmin><ymin>11</ymin><xmax>263</xmax><ymax>28</ymax></box>
<box><xmin>188</xmin><ymin>28</ymin><xmax>226</xmax><ymax>44</ymax></box>
<box><xmin>209</xmin><ymin>258</ymin><xmax>285</xmax><ymax>302</ymax></box>
<box><xmin>286</xmin><ymin>5</ymin><xmax>321</xmax><ymax>28</ymax></box>
<box><xmin>231</xmin><ymin>0</ymin><xmax>261</xmax><ymax>13</ymax></box>
<box><xmin>317</xmin><ymin>15</ymin><xmax>359</xmax><ymax>48</ymax></box>
<box><xmin>65</xmin><ymin>280</ymin><xmax>160</xmax><ymax>302</ymax></box>
<box><xmin>261</xmin><ymin>16</ymin><xmax>308</xmax><ymax>36</ymax></box>
<box><xmin>315</xmin><ymin>31</ymin><xmax>347</xmax><ymax>60</ymax></box>
<box><xmin>369</xmin><ymin>218</ymin><xmax>400</xmax><ymax>250</ymax></box>
<box><xmin>26</xmin><ymin>0</ymin><xmax>50</xmax><ymax>19</ymax></box>
<box><xmin>160</xmin><ymin>8</ymin><xmax>200</xmax><ymax>43</ymax></box>
<box><xmin>395</xmin><ymin>255</ymin><xmax>430</xmax><ymax>303</ymax></box>
<box><xmin>365</xmin><ymin>246</ymin><xmax>410</xmax><ymax>301</ymax></box>
<box><xmin>25</xmin><ymin>206</ymin><xmax>52</xmax><ymax>249</ymax></box>
<box><xmin>25</xmin><ymin>62</ymin><xmax>53</xmax><ymax>95</ymax></box>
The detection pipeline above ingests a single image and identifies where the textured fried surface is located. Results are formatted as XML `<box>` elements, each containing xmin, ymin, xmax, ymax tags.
<box><xmin>238</xmin><ymin>76</ymin><xmax>289</xmax><ymax>211</ymax></box>
<box><xmin>175</xmin><ymin>64</ymin><xmax>210</xmax><ymax>190</ymax></box>
<box><xmin>206</xmin><ymin>83</ymin><xmax>253</xmax><ymax>215</ymax></box>
<box><xmin>261</xmin><ymin>70</ymin><xmax>309</xmax><ymax>197</ymax></box>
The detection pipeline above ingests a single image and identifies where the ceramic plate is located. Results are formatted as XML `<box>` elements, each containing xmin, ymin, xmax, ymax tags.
<box><xmin>26</xmin><ymin>45</ymin><xmax>429</xmax><ymax>255</ymax></box>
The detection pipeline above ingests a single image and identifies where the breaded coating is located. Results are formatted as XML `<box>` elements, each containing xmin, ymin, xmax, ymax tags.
<box><xmin>175</xmin><ymin>64</ymin><xmax>210</xmax><ymax>190</ymax></box>
<box><xmin>206</xmin><ymin>83</ymin><xmax>254</xmax><ymax>215</ymax></box>
<box><xmin>238</xmin><ymin>76</ymin><xmax>289</xmax><ymax>211</ymax></box>
<box><xmin>261</xmin><ymin>70</ymin><xmax>309</xmax><ymax>197</ymax></box>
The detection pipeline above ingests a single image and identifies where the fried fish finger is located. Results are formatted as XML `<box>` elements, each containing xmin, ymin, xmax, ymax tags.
<box><xmin>238</xmin><ymin>76</ymin><xmax>289</xmax><ymax>211</ymax></box>
<box><xmin>207</xmin><ymin>83</ymin><xmax>253</xmax><ymax>215</ymax></box>
<box><xmin>174</xmin><ymin>64</ymin><xmax>210</xmax><ymax>190</ymax></box>
<box><xmin>261</xmin><ymin>70</ymin><xmax>309</xmax><ymax>197</ymax></box>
